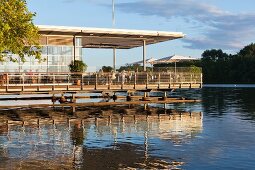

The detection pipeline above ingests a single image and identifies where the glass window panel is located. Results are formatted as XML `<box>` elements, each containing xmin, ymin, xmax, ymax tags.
<box><xmin>4</xmin><ymin>45</ymin><xmax>76</xmax><ymax>72</ymax></box>
<box><xmin>41</xmin><ymin>46</ymin><xmax>48</xmax><ymax>54</ymax></box>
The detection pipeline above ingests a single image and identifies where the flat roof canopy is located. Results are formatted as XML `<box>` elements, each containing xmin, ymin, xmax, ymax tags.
<box><xmin>38</xmin><ymin>25</ymin><xmax>185</xmax><ymax>49</ymax></box>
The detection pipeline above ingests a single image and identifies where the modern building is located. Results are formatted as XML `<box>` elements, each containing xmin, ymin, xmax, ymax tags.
<box><xmin>0</xmin><ymin>25</ymin><xmax>184</xmax><ymax>73</ymax></box>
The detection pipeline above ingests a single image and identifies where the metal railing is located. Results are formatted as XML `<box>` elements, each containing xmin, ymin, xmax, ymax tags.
<box><xmin>0</xmin><ymin>71</ymin><xmax>202</xmax><ymax>89</ymax></box>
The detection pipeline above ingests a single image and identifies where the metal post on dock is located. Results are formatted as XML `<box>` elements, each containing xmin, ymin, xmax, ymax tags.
<box><xmin>95</xmin><ymin>73</ymin><xmax>98</xmax><ymax>90</ymax></box>
<box><xmin>52</xmin><ymin>74</ymin><xmax>55</xmax><ymax>91</ymax></box>
<box><xmin>108</xmin><ymin>74</ymin><xmax>111</xmax><ymax>90</ymax></box>
<box><xmin>22</xmin><ymin>73</ymin><xmax>25</xmax><ymax>91</ymax></box>
<box><xmin>67</xmin><ymin>74</ymin><xmax>70</xmax><ymax>90</ymax></box>
<box><xmin>81</xmin><ymin>74</ymin><xmax>84</xmax><ymax>90</ymax></box>
<box><xmin>71</xmin><ymin>97</ymin><xmax>76</xmax><ymax>113</ymax></box>
<box><xmin>6</xmin><ymin>73</ymin><xmax>9</xmax><ymax>92</ymax></box>
<box><xmin>169</xmin><ymin>72</ymin><xmax>172</xmax><ymax>88</ymax></box>
<box><xmin>121</xmin><ymin>75</ymin><xmax>124</xmax><ymax>90</ymax></box>
<box><xmin>134</xmin><ymin>73</ymin><xmax>137</xmax><ymax>89</ymax></box>
<box><xmin>144</xmin><ymin>103</ymin><xmax>148</xmax><ymax>110</ymax></box>
<box><xmin>164</xmin><ymin>103</ymin><xmax>167</xmax><ymax>110</ymax></box>
<box><xmin>71</xmin><ymin>94</ymin><xmax>76</xmax><ymax>103</ymax></box>
<box><xmin>158</xmin><ymin>73</ymin><xmax>161</xmax><ymax>89</ymax></box>
<box><xmin>72</xmin><ymin>105</ymin><xmax>76</xmax><ymax>113</ymax></box>
<box><xmin>146</xmin><ymin>73</ymin><xmax>149</xmax><ymax>89</ymax></box>
<box><xmin>38</xmin><ymin>73</ymin><xmax>41</xmax><ymax>84</ymax></box>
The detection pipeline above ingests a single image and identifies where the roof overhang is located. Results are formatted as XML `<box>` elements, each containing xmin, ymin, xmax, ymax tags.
<box><xmin>37</xmin><ymin>25</ymin><xmax>185</xmax><ymax>49</ymax></box>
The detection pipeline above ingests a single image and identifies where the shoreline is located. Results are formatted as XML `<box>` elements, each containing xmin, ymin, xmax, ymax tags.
<box><xmin>203</xmin><ymin>84</ymin><xmax>255</xmax><ymax>88</ymax></box>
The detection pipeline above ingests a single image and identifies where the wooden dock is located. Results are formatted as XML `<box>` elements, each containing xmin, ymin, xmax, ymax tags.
<box><xmin>0</xmin><ymin>72</ymin><xmax>202</xmax><ymax>111</ymax></box>
<box><xmin>0</xmin><ymin>96</ymin><xmax>200</xmax><ymax>109</ymax></box>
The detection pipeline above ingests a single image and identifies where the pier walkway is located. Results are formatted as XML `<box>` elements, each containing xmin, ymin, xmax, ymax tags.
<box><xmin>0</xmin><ymin>72</ymin><xmax>202</xmax><ymax>94</ymax></box>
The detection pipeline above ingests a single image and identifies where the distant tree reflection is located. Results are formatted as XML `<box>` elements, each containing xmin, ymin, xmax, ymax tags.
<box><xmin>202</xmin><ymin>88</ymin><xmax>255</xmax><ymax>121</ymax></box>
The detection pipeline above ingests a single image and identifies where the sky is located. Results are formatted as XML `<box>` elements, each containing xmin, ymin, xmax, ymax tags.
<box><xmin>27</xmin><ymin>0</ymin><xmax>255</xmax><ymax>70</ymax></box>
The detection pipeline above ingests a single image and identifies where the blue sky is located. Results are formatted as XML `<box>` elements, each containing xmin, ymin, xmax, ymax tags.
<box><xmin>27</xmin><ymin>0</ymin><xmax>255</xmax><ymax>70</ymax></box>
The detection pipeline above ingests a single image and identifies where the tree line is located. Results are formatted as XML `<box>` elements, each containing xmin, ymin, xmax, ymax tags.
<box><xmin>101</xmin><ymin>43</ymin><xmax>255</xmax><ymax>84</ymax></box>
<box><xmin>200</xmin><ymin>43</ymin><xmax>255</xmax><ymax>84</ymax></box>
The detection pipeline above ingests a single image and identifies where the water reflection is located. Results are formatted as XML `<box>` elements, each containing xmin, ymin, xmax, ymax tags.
<box><xmin>0</xmin><ymin>108</ymin><xmax>202</xmax><ymax>169</ymax></box>
<box><xmin>169</xmin><ymin>87</ymin><xmax>255</xmax><ymax>122</ymax></box>
<box><xmin>202</xmin><ymin>88</ymin><xmax>255</xmax><ymax>121</ymax></box>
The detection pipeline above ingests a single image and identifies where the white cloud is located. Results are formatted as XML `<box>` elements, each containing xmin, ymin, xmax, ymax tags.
<box><xmin>116</xmin><ymin>0</ymin><xmax>255</xmax><ymax>50</ymax></box>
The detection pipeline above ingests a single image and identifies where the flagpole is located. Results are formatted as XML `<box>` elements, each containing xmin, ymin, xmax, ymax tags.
<box><xmin>112</xmin><ymin>0</ymin><xmax>116</xmax><ymax>72</ymax></box>
<box><xmin>112</xmin><ymin>0</ymin><xmax>115</xmax><ymax>27</ymax></box>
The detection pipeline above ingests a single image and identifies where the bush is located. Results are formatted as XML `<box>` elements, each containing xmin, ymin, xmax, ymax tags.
<box><xmin>69</xmin><ymin>60</ymin><xmax>87</xmax><ymax>72</ymax></box>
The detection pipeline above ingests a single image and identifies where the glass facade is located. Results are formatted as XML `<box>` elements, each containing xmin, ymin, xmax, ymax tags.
<box><xmin>0</xmin><ymin>36</ymin><xmax>82</xmax><ymax>73</ymax></box>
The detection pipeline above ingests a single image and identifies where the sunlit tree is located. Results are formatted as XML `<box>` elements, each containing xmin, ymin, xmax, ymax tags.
<box><xmin>0</xmin><ymin>0</ymin><xmax>41</xmax><ymax>62</ymax></box>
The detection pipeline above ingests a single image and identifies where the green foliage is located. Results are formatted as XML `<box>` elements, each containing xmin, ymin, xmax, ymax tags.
<box><xmin>201</xmin><ymin>49</ymin><xmax>230</xmax><ymax>83</ymax></box>
<box><xmin>190</xmin><ymin>65</ymin><xmax>202</xmax><ymax>73</ymax></box>
<box><xmin>69</xmin><ymin>60</ymin><xmax>87</xmax><ymax>72</ymax></box>
<box><xmin>238</xmin><ymin>43</ymin><xmax>255</xmax><ymax>57</ymax></box>
<box><xmin>102</xmin><ymin>66</ymin><xmax>113</xmax><ymax>72</ymax></box>
<box><xmin>153</xmin><ymin>61</ymin><xmax>202</xmax><ymax>73</ymax></box>
<box><xmin>201</xmin><ymin>43</ymin><xmax>255</xmax><ymax>84</ymax></box>
<box><xmin>0</xmin><ymin>0</ymin><xmax>41</xmax><ymax>62</ymax></box>
<box><xmin>117</xmin><ymin>64</ymin><xmax>152</xmax><ymax>72</ymax></box>
<box><xmin>152</xmin><ymin>43</ymin><xmax>255</xmax><ymax>83</ymax></box>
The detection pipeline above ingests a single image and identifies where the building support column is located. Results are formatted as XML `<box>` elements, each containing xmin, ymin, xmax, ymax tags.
<box><xmin>46</xmin><ymin>36</ymin><xmax>49</xmax><ymax>73</ymax></box>
<box><xmin>143</xmin><ymin>40</ymin><xmax>147</xmax><ymax>72</ymax></box>
<box><xmin>113</xmin><ymin>48</ymin><xmax>116</xmax><ymax>72</ymax></box>
<box><xmin>73</xmin><ymin>36</ymin><xmax>76</xmax><ymax>62</ymax></box>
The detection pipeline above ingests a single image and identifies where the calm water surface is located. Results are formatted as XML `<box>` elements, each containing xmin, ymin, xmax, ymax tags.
<box><xmin>0</xmin><ymin>87</ymin><xmax>255</xmax><ymax>169</ymax></box>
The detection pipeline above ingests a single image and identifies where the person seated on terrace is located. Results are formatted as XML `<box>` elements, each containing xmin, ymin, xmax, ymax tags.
<box><xmin>121</xmin><ymin>70</ymin><xmax>126</xmax><ymax>84</ymax></box>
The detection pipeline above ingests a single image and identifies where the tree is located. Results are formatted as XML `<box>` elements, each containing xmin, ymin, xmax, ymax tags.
<box><xmin>102</xmin><ymin>66</ymin><xmax>113</xmax><ymax>72</ymax></box>
<box><xmin>0</xmin><ymin>0</ymin><xmax>41</xmax><ymax>62</ymax></box>
<box><xmin>69</xmin><ymin>60</ymin><xmax>87</xmax><ymax>72</ymax></box>
<box><xmin>238</xmin><ymin>43</ymin><xmax>255</xmax><ymax>58</ymax></box>
<box><xmin>235</xmin><ymin>43</ymin><xmax>255</xmax><ymax>83</ymax></box>
<box><xmin>200</xmin><ymin>43</ymin><xmax>255</xmax><ymax>84</ymax></box>
<box><xmin>201</xmin><ymin>49</ymin><xmax>230</xmax><ymax>83</ymax></box>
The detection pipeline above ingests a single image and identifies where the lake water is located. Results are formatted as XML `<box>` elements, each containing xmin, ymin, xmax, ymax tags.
<box><xmin>0</xmin><ymin>87</ymin><xmax>255</xmax><ymax>169</ymax></box>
